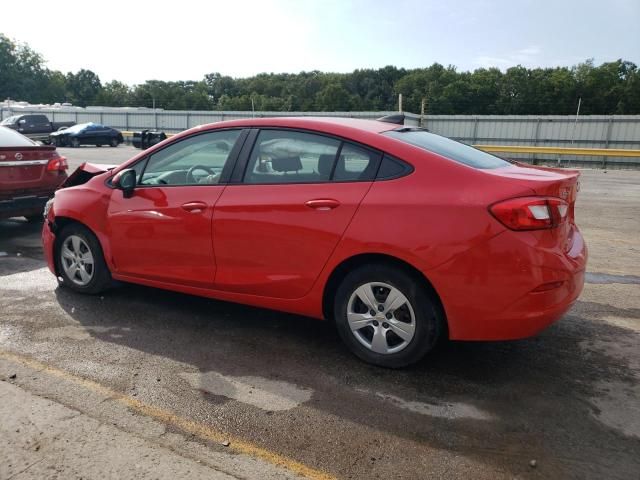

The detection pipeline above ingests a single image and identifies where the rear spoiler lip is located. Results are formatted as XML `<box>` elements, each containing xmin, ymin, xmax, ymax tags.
<box><xmin>0</xmin><ymin>145</ymin><xmax>57</xmax><ymax>151</ymax></box>
<box><xmin>518</xmin><ymin>164</ymin><xmax>581</xmax><ymax>176</ymax></box>
<box><xmin>495</xmin><ymin>162</ymin><xmax>581</xmax><ymax>178</ymax></box>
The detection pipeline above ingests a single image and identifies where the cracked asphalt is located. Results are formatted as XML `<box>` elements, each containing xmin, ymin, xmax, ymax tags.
<box><xmin>1</xmin><ymin>148</ymin><xmax>639</xmax><ymax>480</ymax></box>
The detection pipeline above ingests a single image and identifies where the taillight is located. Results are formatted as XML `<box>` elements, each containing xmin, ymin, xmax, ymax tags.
<box><xmin>489</xmin><ymin>196</ymin><xmax>569</xmax><ymax>230</ymax></box>
<box><xmin>47</xmin><ymin>155</ymin><xmax>68</xmax><ymax>172</ymax></box>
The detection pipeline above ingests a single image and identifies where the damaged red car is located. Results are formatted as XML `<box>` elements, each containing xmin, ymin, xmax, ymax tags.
<box><xmin>42</xmin><ymin>117</ymin><xmax>587</xmax><ymax>367</ymax></box>
<box><xmin>1</xmin><ymin>126</ymin><xmax>67</xmax><ymax>222</ymax></box>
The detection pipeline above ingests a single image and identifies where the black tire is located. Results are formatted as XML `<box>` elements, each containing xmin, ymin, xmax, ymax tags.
<box><xmin>70</xmin><ymin>137</ymin><xmax>80</xmax><ymax>148</ymax></box>
<box><xmin>54</xmin><ymin>223</ymin><xmax>112</xmax><ymax>294</ymax></box>
<box><xmin>334</xmin><ymin>264</ymin><xmax>443</xmax><ymax>368</ymax></box>
<box><xmin>96</xmin><ymin>144</ymin><xmax>102</xmax><ymax>147</ymax></box>
<box><xmin>25</xmin><ymin>215</ymin><xmax>43</xmax><ymax>223</ymax></box>
<box><xmin>109</xmin><ymin>137</ymin><xmax>119</xmax><ymax>147</ymax></box>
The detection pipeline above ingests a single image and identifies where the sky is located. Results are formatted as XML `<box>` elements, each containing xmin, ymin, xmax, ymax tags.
<box><xmin>2</xmin><ymin>0</ymin><xmax>639</xmax><ymax>85</ymax></box>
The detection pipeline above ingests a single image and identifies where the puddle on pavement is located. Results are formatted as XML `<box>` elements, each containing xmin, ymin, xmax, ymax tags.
<box><xmin>356</xmin><ymin>388</ymin><xmax>493</xmax><ymax>421</ymax></box>
<box><xmin>585</xmin><ymin>272</ymin><xmax>640</xmax><ymax>285</ymax></box>
<box><xmin>35</xmin><ymin>325</ymin><xmax>130</xmax><ymax>342</ymax></box>
<box><xmin>580</xmin><ymin>333</ymin><xmax>640</xmax><ymax>439</ymax></box>
<box><xmin>179</xmin><ymin>371</ymin><xmax>312</xmax><ymax>411</ymax></box>
<box><xmin>590</xmin><ymin>380</ymin><xmax>640</xmax><ymax>439</ymax></box>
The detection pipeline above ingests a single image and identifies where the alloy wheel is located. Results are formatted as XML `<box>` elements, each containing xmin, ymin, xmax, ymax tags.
<box><xmin>60</xmin><ymin>235</ymin><xmax>95</xmax><ymax>286</ymax></box>
<box><xmin>347</xmin><ymin>282</ymin><xmax>416</xmax><ymax>354</ymax></box>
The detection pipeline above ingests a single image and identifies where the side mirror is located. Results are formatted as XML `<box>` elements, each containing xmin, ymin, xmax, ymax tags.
<box><xmin>18</xmin><ymin>119</ymin><xmax>26</xmax><ymax>125</ymax></box>
<box><xmin>215</xmin><ymin>141</ymin><xmax>230</xmax><ymax>152</ymax></box>
<box><xmin>112</xmin><ymin>169</ymin><xmax>137</xmax><ymax>198</ymax></box>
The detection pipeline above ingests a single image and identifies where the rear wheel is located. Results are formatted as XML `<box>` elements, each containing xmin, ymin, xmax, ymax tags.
<box><xmin>55</xmin><ymin>223</ymin><xmax>112</xmax><ymax>294</ymax></box>
<box><xmin>109</xmin><ymin>137</ymin><xmax>119</xmax><ymax>147</ymax></box>
<box><xmin>334</xmin><ymin>264</ymin><xmax>443</xmax><ymax>368</ymax></box>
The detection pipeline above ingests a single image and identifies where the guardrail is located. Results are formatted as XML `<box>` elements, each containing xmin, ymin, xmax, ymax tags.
<box><xmin>121</xmin><ymin>130</ymin><xmax>640</xmax><ymax>155</ymax></box>
<box><xmin>474</xmin><ymin>145</ymin><xmax>640</xmax><ymax>158</ymax></box>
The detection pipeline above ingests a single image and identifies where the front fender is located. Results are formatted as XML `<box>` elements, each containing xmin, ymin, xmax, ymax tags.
<box><xmin>49</xmin><ymin>176</ymin><xmax>114</xmax><ymax>270</ymax></box>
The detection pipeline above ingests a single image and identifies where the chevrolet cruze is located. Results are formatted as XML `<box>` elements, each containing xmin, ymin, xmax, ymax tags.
<box><xmin>42</xmin><ymin>117</ymin><xmax>587</xmax><ymax>367</ymax></box>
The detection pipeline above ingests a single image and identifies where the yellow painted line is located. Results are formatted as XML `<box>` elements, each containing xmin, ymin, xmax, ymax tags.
<box><xmin>0</xmin><ymin>349</ymin><xmax>336</xmax><ymax>480</ymax></box>
<box><xmin>474</xmin><ymin>144</ymin><xmax>640</xmax><ymax>157</ymax></box>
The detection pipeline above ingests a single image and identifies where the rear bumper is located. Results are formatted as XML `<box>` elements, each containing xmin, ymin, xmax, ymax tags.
<box><xmin>0</xmin><ymin>195</ymin><xmax>50</xmax><ymax>220</ymax></box>
<box><xmin>430</xmin><ymin>226</ymin><xmax>587</xmax><ymax>341</ymax></box>
<box><xmin>42</xmin><ymin>220</ymin><xmax>57</xmax><ymax>275</ymax></box>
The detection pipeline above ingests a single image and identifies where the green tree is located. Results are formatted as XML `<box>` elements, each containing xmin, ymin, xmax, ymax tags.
<box><xmin>95</xmin><ymin>80</ymin><xmax>131</xmax><ymax>106</ymax></box>
<box><xmin>65</xmin><ymin>69</ymin><xmax>102</xmax><ymax>106</ymax></box>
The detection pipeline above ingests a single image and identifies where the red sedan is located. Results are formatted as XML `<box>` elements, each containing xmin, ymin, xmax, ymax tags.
<box><xmin>1</xmin><ymin>126</ymin><xmax>68</xmax><ymax>222</ymax></box>
<box><xmin>42</xmin><ymin>117</ymin><xmax>587</xmax><ymax>367</ymax></box>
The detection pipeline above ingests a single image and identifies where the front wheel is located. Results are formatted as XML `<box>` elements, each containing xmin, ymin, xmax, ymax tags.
<box><xmin>109</xmin><ymin>137</ymin><xmax>119</xmax><ymax>147</ymax></box>
<box><xmin>25</xmin><ymin>214</ymin><xmax>43</xmax><ymax>223</ymax></box>
<box><xmin>70</xmin><ymin>137</ymin><xmax>80</xmax><ymax>148</ymax></box>
<box><xmin>334</xmin><ymin>264</ymin><xmax>443</xmax><ymax>368</ymax></box>
<box><xmin>55</xmin><ymin>223</ymin><xmax>112</xmax><ymax>294</ymax></box>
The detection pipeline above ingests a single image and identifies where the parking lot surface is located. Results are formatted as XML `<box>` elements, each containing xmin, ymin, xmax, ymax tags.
<box><xmin>1</xmin><ymin>149</ymin><xmax>639</xmax><ymax>479</ymax></box>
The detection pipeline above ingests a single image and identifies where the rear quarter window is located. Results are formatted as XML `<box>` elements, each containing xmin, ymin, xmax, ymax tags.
<box><xmin>384</xmin><ymin>129</ymin><xmax>510</xmax><ymax>169</ymax></box>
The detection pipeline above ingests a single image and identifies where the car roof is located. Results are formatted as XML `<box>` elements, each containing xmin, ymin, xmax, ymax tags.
<box><xmin>195</xmin><ymin>116</ymin><xmax>401</xmax><ymax>135</ymax></box>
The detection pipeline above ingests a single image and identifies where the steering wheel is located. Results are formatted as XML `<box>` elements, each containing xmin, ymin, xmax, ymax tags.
<box><xmin>186</xmin><ymin>165</ymin><xmax>217</xmax><ymax>184</ymax></box>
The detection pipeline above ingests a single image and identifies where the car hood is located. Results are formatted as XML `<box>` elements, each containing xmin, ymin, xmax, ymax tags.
<box><xmin>61</xmin><ymin>162</ymin><xmax>117</xmax><ymax>188</ymax></box>
<box><xmin>50</xmin><ymin>130</ymin><xmax>74</xmax><ymax>137</ymax></box>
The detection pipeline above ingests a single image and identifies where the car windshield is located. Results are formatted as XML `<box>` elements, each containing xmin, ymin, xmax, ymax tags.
<box><xmin>0</xmin><ymin>126</ymin><xmax>38</xmax><ymax>147</ymax></box>
<box><xmin>63</xmin><ymin>123</ymin><xmax>93</xmax><ymax>133</ymax></box>
<box><xmin>383</xmin><ymin>129</ymin><xmax>510</xmax><ymax>169</ymax></box>
<box><xmin>0</xmin><ymin>115</ymin><xmax>20</xmax><ymax>125</ymax></box>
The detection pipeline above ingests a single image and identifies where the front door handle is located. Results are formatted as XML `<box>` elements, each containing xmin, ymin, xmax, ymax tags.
<box><xmin>181</xmin><ymin>201</ymin><xmax>208</xmax><ymax>213</ymax></box>
<box><xmin>305</xmin><ymin>199</ymin><xmax>340</xmax><ymax>210</ymax></box>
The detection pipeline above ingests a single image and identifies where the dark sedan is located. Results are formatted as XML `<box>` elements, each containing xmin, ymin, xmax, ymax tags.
<box><xmin>50</xmin><ymin>123</ymin><xmax>124</xmax><ymax>148</ymax></box>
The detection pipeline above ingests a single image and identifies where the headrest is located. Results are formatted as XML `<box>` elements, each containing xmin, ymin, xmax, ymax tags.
<box><xmin>271</xmin><ymin>156</ymin><xmax>302</xmax><ymax>172</ymax></box>
<box><xmin>317</xmin><ymin>154</ymin><xmax>335</xmax><ymax>177</ymax></box>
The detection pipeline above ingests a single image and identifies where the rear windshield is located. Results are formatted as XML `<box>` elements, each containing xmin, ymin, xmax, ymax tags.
<box><xmin>0</xmin><ymin>116</ymin><xmax>19</xmax><ymax>126</ymax></box>
<box><xmin>0</xmin><ymin>126</ymin><xmax>38</xmax><ymax>147</ymax></box>
<box><xmin>384</xmin><ymin>129</ymin><xmax>510</xmax><ymax>169</ymax></box>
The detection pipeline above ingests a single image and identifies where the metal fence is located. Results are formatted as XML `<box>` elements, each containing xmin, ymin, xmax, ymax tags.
<box><xmin>2</xmin><ymin>107</ymin><xmax>639</xmax><ymax>167</ymax></box>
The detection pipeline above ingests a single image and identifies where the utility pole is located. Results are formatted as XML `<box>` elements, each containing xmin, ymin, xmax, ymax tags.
<box><xmin>567</xmin><ymin>97</ymin><xmax>582</xmax><ymax>167</ymax></box>
<box><xmin>398</xmin><ymin>94</ymin><xmax>403</xmax><ymax>113</ymax></box>
<box><xmin>420</xmin><ymin>98</ymin><xmax>426</xmax><ymax>128</ymax></box>
<box><xmin>570</xmin><ymin>97</ymin><xmax>582</xmax><ymax>146</ymax></box>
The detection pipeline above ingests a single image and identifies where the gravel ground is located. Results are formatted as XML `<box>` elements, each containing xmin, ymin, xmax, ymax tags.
<box><xmin>0</xmin><ymin>163</ymin><xmax>638</xmax><ymax>479</ymax></box>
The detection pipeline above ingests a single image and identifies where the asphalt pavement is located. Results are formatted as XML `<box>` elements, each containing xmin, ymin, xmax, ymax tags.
<box><xmin>1</xmin><ymin>153</ymin><xmax>639</xmax><ymax>479</ymax></box>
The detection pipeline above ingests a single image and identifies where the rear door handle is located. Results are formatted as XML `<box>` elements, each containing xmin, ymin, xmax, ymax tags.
<box><xmin>305</xmin><ymin>199</ymin><xmax>340</xmax><ymax>210</ymax></box>
<box><xmin>181</xmin><ymin>201</ymin><xmax>208</xmax><ymax>213</ymax></box>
